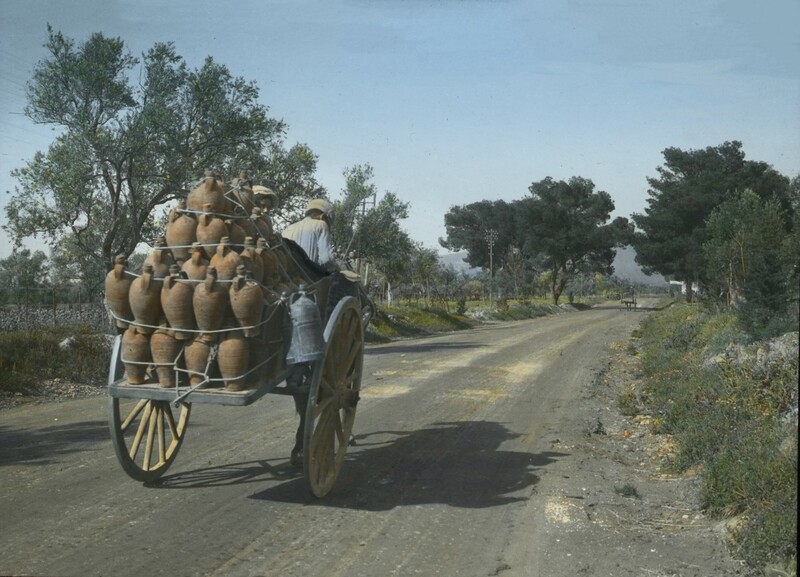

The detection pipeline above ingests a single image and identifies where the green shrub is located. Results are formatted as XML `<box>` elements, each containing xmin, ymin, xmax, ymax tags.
<box><xmin>636</xmin><ymin>303</ymin><xmax>798</xmax><ymax>571</ymax></box>
<box><xmin>0</xmin><ymin>325</ymin><xmax>110</xmax><ymax>392</ymax></box>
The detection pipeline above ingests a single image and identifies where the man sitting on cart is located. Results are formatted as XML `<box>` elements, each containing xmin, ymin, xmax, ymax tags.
<box><xmin>282</xmin><ymin>198</ymin><xmax>339</xmax><ymax>274</ymax></box>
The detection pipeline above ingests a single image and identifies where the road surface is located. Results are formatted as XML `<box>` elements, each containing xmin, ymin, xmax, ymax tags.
<box><xmin>0</xmin><ymin>300</ymin><xmax>743</xmax><ymax>576</ymax></box>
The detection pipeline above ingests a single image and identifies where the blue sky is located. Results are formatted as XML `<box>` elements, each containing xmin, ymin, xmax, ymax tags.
<box><xmin>1</xmin><ymin>0</ymin><xmax>798</xmax><ymax>261</ymax></box>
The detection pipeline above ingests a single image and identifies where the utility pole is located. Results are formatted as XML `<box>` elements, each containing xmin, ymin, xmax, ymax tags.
<box><xmin>485</xmin><ymin>229</ymin><xmax>498</xmax><ymax>301</ymax></box>
<box><xmin>354</xmin><ymin>192</ymin><xmax>376</xmax><ymax>279</ymax></box>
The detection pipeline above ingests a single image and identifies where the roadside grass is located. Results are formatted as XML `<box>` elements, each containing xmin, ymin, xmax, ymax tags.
<box><xmin>366</xmin><ymin>304</ymin><xmax>473</xmax><ymax>342</ymax></box>
<box><xmin>365</xmin><ymin>300</ymin><xmax>564</xmax><ymax>342</ymax></box>
<box><xmin>0</xmin><ymin>325</ymin><xmax>111</xmax><ymax>393</ymax></box>
<box><xmin>635</xmin><ymin>303</ymin><xmax>798</xmax><ymax>571</ymax></box>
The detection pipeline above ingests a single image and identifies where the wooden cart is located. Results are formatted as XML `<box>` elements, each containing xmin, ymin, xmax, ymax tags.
<box><xmin>107</xmin><ymin>274</ymin><xmax>369</xmax><ymax>498</ymax></box>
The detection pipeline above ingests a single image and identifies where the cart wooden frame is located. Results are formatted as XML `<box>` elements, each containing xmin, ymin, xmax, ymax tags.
<box><xmin>107</xmin><ymin>294</ymin><xmax>366</xmax><ymax>498</ymax></box>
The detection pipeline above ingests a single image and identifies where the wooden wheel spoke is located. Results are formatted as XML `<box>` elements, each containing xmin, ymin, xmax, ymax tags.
<box><xmin>143</xmin><ymin>405</ymin><xmax>158</xmax><ymax>471</ymax></box>
<box><xmin>164</xmin><ymin>404</ymin><xmax>179</xmax><ymax>442</ymax></box>
<box><xmin>313</xmin><ymin>394</ymin><xmax>336</xmax><ymax>420</ymax></box>
<box><xmin>333</xmin><ymin>409</ymin><xmax>345</xmax><ymax>445</ymax></box>
<box><xmin>319</xmin><ymin>375</ymin><xmax>337</xmax><ymax>397</ymax></box>
<box><xmin>120</xmin><ymin>399</ymin><xmax>149</xmax><ymax>433</ymax></box>
<box><xmin>157</xmin><ymin>406</ymin><xmax>166</xmax><ymax>466</ymax></box>
<box><xmin>129</xmin><ymin>402</ymin><xmax>153</xmax><ymax>460</ymax></box>
<box><xmin>342</xmin><ymin>338</ymin><xmax>362</xmax><ymax>378</ymax></box>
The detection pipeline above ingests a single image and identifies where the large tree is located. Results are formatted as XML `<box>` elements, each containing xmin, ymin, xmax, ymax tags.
<box><xmin>3</xmin><ymin>27</ymin><xmax>320</xmax><ymax>283</ymax></box>
<box><xmin>519</xmin><ymin>176</ymin><xmax>631</xmax><ymax>304</ymax></box>
<box><xmin>631</xmin><ymin>141</ymin><xmax>791</xmax><ymax>298</ymax></box>
<box><xmin>439</xmin><ymin>199</ymin><xmax>517</xmax><ymax>269</ymax></box>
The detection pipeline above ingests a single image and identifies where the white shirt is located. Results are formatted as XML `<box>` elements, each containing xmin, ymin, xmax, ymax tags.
<box><xmin>282</xmin><ymin>216</ymin><xmax>337</xmax><ymax>271</ymax></box>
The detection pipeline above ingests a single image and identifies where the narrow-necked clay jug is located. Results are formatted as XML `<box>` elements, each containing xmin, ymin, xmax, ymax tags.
<box><xmin>261</xmin><ymin>299</ymin><xmax>286</xmax><ymax>378</ymax></box>
<box><xmin>230</xmin><ymin>174</ymin><xmax>255</xmax><ymax>215</ymax></box>
<box><xmin>181</xmin><ymin>242</ymin><xmax>209</xmax><ymax>281</ymax></box>
<box><xmin>150</xmin><ymin>329</ymin><xmax>183</xmax><ymax>388</ymax></box>
<box><xmin>240</xmin><ymin>237</ymin><xmax>264</xmax><ymax>284</ymax></box>
<box><xmin>193</xmin><ymin>266</ymin><xmax>228</xmax><ymax>339</ymax></box>
<box><xmin>105</xmin><ymin>254</ymin><xmax>134</xmax><ymax>330</ymax></box>
<box><xmin>230</xmin><ymin>265</ymin><xmax>264</xmax><ymax>337</ymax></box>
<box><xmin>255</xmin><ymin>238</ymin><xmax>279</xmax><ymax>287</ymax></box>
<box><xmin>142</xmin><ymin>236</ymin><xmax>175</xmax><ymax>280</ymax></box>
<box><xmin>196</xmin><ymin>203</ymin><xmax>228</xmax><ymax>259</ymax></box>
<box><xmin>161</xmin><ymin>264</ymin><xmax>196</xmax><ymax>340</ymax></box>
<box><xmin>209</xmin><ymin>237</ymin><xmax>242</xmax><ymax>281</ymax></box>
<box><xmin>225</xmin><ymin>218</ymin><xmax>246</xmax><ymax>250</ymax></box>
<box><xmin>128</xmin><ymin>264</ymin><xmax>162</xmax><ymax>334</ymax></box>
<box><xmin>218</xmin><ymin>332</ymin><xmax>251</xmax><ymax>391</ymax></box>
<box><xmin>184</xmin><ymin>336</ymin><xmax>215</xmax><ymax>386</ymax></box>
<box><xmin>186</xmin><ymin>170</ymin><xmax>229</xmax><ymax>215</ymax></box>
<box><xmin>165</xmin><ymin>200</ymin><xmax>197</xmax><ymax>264</ymax></box>
<box><xmin>121</xmin><ymin>326</ymin><xmax>152</xmax><ymax>385</ymax></box>
<box><xmin>272</xmin><ymin>240</ymin><xmax>299</xmax><ymax>288</ymax></box>
<box><xmin>250</xmin><ymin>207</ymin><xmax>273</xmax><ymax>240</ymax></box>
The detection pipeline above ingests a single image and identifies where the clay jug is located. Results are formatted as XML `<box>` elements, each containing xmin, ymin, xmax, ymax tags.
<box><xmin>196</xmin><ymin>203</ymin><xmax>229</xmax><ymax>259</ymax></box>
<box><xmin>261</xmin><ymin>299</ymin><xmax>286</xmax><ymax>378</ymax></box>
<box><xmin>225</xmin><ymin>218</ymin><xmax>246</xmax><ymax>250</ymax></box>
<box><xmin>165</xmin><ymin>200</ymin><xmax>197</xmax><ymax>264</ymax></box>
<box><xmin>181</xmin><ymin>242</ymin><xmax>209</xmax><ymax>281</ymax></box>
<box><xmin>150</xmin><ymin>329</ymin><xmax>183</xmax><ymax>388</ymax></box>
<box><xmin>161</xmin><ymin>265</ymin><xmax>196</xmax><ymax>340</ymax></box>
<box><xmin>193</xmin><ymin>266</ymin><xmax>228</xmax><ymax>339</ymax></box>
<box><xmin>184</xmin><ymin>336</ymin><xmax>215</xmax><ymax>386</ymax></box>
<box><xmin>142</xmin><ymin>237</ymin><xmax>175</xmax><ymax>279</ymax></box>
<box><xmin>250</xmin><ymin>207</ymin><xmax>272</xmax><ymax>240</ymax></box>
<box><xmin>230</xmin><ymin>265</ymin><xmax>264</xmax><ymax>337</ymax></box>
<box><xmin>240</xmin><ymin>237</ymin><xmax>264</xmax><ymax>284</ymax></box>
<box><xmin>186</xmin><ymin>170</ymin><xmax>229</xmax><ymax>215</ymax></box>
<box><xmin>218</xmin><ymin>332</ymin><xmax>251</xmax><ymax>391</ymax></box>
<box><xmin>128</xmin><ymin>264</ymin><xmax>162</xmax><ymax>334</ymax></box>
<box><xmin>105</xmin><ymin>254</ymin><xmax>134</xmax><ymax>330</ymax></box>
<box><xmin>255</xmin><ymin>238</ymin><xmax>283</xmax><ymax>289</ymax></box>
<box><xmin>230</xmin><ymin>174</ymin><xmax>255</xmax><ymax>215</ymax></box>
<box><xmin>209</xmin><ymin>237</ymin><xmax>242</xmax><ymax>281</ymax></box>
<box><xmin>121</xmin><ymin>326</ymin><xmax>152</xmax><ymax>385</ymax></box>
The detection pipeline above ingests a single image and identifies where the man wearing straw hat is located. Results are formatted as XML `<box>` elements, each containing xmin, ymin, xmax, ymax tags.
<box><xmin>281</xmin><ymin>197</ymin><xmax>338</xmax><ymax>273</ymax></box>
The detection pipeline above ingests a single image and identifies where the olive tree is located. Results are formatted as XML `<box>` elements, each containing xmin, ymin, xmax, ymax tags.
<box><xmin>4</xmin><ymin>27</ymin><xmax>321</xmax><ymax>283</ymax></box>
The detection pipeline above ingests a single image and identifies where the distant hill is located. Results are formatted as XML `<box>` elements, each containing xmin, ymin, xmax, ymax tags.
<box><xmin>611</xmin><ymin>246</ymin><xmax>667</xmax><ymax>286</ymax></box>
<box><xmin>438</xmin><ymin>246</ymin><xmax>667</xmax><ymax>286</ymax></box>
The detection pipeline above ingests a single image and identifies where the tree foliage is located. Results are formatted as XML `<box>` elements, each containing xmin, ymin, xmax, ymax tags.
<box><xmin>0</xmin><ymin>249</ymin><xmax>50</xmax><ymax>289</ymax></box>
<box><xmin>441</xmin><ymin>176</ymin><xmax>630</xmax><ymax>304</ymax></box>
<box><xmin>631</xmin><ymin>141</ymin><xmax>791</xmax><ymax>297</ymax></box>
<box><xmin>520</xmin><ymin>177</ymin><xmax>631</xmax><ymax>304</ymax></box>
<box><xmin>331</xmin><ymin>164</ymin><xmax>413</xmax><ymax>304</ymax></box>
<box><xmin>439</xmin><ymin>199</ymin><xmax>517</xmax><ymax>269</ymax></box>
<box><xmin>3</xmin><ymin>27</ymin><xmax>321</xmax><ymax>284</ymax></box>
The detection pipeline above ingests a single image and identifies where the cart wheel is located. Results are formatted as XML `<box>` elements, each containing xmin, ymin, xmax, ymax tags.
<box><xmin>303</xmin><ymin>297</ymin><xmax>364</xmax><ymax>497</ymax></box>
<box><xmin>107</xmin><ymin>335</ymin><xmax>191</xmax><ymax>482</ymax></box>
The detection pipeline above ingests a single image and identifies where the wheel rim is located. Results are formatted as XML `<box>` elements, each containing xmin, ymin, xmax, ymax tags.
<box><xmin>109</xmin><ymin>397</ymin><xmax>191</xmax><ymax>482</ymax></box>
<box><xmin>107</xmin><ymin>335</ymin><xmax>191</xmax><ymax>482</ymax></box>
<box><xmin>304</xmin><ymin>297</ymin><xmax>364</xmax><ymax>497</ymax></box>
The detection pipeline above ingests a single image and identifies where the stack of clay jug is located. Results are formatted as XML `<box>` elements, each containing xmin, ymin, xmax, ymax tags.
<box><xmin>105</xmin><ymin>171</ymin><xmax>295</xmax><ymax>391</ymax></box>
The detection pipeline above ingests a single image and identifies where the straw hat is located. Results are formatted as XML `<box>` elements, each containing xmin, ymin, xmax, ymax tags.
<box><xmin>306</xmin><ymin>198</ymin><xmax>334</xmax><ymax>219</ymax></box>
<box><xmin>252</xmin><ymin>185</ymin><xmax>278</xmax><ymax>209</ymax></box>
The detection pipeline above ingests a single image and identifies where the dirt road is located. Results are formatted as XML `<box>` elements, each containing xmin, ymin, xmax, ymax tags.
<box><xmin>0</xmin><ymin>301</ymin><xmax>746</xmax><ymax>576</ymax></box>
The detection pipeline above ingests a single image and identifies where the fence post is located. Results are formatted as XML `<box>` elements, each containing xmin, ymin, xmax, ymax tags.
<box><xmin>52</xmin><ymin>287</ymin><xmax>57</xmax><ymax>327</ymax></box>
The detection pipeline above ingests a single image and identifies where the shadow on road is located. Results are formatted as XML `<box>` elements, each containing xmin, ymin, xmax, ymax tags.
<box><xmin>146</xmin><ymin>422</ymin><xmax>566</xmax><ymax>510</ymax></box>
<box><xmin>254</xmin><ymin>420</ymin><xmax>565</xmax><ymax>510</ymax></box>
<box><xmin>0</xmin><ymin>421</ymin><xmax>109</xmax><ymax>466</ymax></box>
<box><xmin>152</xmin><ymin>457</ymin><xmax>302</xmax><ymax>488</ymax></box>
